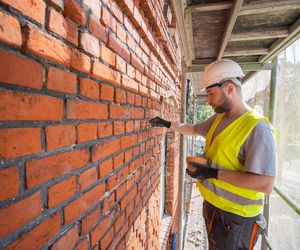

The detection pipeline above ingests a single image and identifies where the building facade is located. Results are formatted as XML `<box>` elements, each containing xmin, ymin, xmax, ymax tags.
<box><xmin>0</xmin><ymin>0</ymin><xmax>184</xmax><ymax>249</ymax></box>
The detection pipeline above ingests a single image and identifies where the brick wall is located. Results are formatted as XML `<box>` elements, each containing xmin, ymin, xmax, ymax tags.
<box><xmin>0</xmin><ymin>0</ymin><xmax>182</xmax><ymax>249</ymax></box>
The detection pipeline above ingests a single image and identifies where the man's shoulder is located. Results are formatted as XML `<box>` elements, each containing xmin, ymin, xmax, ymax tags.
<box><xmin>251</xmin><ymin>119</ymin><xmax>276</xmax><ymax>140</ymax></box>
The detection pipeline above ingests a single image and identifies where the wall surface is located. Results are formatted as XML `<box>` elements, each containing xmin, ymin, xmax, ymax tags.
<box><xmin>0</xmin><ymin>0</ymin><xmax>182</xmax><ymax>249</ymax></box>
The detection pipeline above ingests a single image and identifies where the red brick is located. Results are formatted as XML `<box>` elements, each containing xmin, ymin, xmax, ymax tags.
<box><xmin>90</xmin><ymin>213</ymin><xmax>114</xmax><ymax>246</ymax></box>
<box><xmin>131</xmin><ymin>53</ymin><xmax>144</xmax><ymax>73</ymax></box>
<box><xmin>116</xmin><ymin>0</ymin><xmax>134</xmax><ymax>17</ymax></box>
<box><xmin>135</xmin><ymin>45</ymin><xmax>142</xmax><ymax>58</ymax></box>
<box><xmin>67</xmin><ymin>99</ymin><xmax>108</xmax><ymax>120</ymax></box>
<box><xmin>139</xmin><ymin>84</ymin><xmax>148</xmax><ymax>96</ymax></box>
<box><xmin>100</xmin><ymin>84</ymin><xmax>114</xmax><ymax>102</ymax></box>
<box><xmin>109</xmin><ymin>104</ymin><xmax>132</xmax><ymax>119</ymax></box>
<box><xmin>135</xmin><ymin>69</ymin><xmax>142</xmax><ymax>82</ymax></box>
<box><xmin>125</xmin><ymin>120</ymin><xmax>134</xmax><ymax>133</ymax></box>
<box><xmin>113</xmin><ymin>153</ymin><xmax>124</xmax><ymax>169</ymax></box>
<box><xmin>0</xmin><ymin>192</ymin><xmax>42</xmax><ymax>238</ymax></box>
<box><xmin>92</xmin><ymin>61</ymin><xmax>121</xmax><ymax>86</ymax></box>
<box><xmin>6</xmin><ymin>213</ymin><xmax>61</xmax><ymax>249</ymax></box>
<box><xmin>1</xmin><ymin>0</ymin><xmax>46</xmax><ymax>24</ymax></box>
<box><xmin>141</xmin><ymin>52</ymin><xmax>149</xmax><ymax>67</ymax></box>
<box><xmin>80</xmin><ymin>78</ymin><xmax>100</xmax><ymax>99</ymax></box>
<box><xmin>100</xmin><ymin>228</ymin><xmax>113</xmax><ymax>249</ymax></box>
<box><xmin>122</xmin><ymin>75</ymin><xmax>139</xmax><ymax>92</ymax></box>
<box><xmin>140</xmin><ymin>38</ymin><xmax>150</xmax><ymax>55</ymax></box>
<box><xmin>63</xmin><ymin>0</ymin><xmax>86</xmax><ymax>25</ymax></box>
<box><xmin>142</xmin><ymin>96</ymin><xmax>148</xmax><ymax>107</ymax></box>
<box><xmin>0</xmin><ymin>50</ymin><xmax>42</xmax><ymax>89</ymax></box>
<box><xmin>124</xmin><ymin>149</ymin><xmax>133</xmax><ymax>162</ymax></box>
<box><xmin>135</xmin><ymin>94</ymin><xmax>142</xmax><ymax>106</ymax></box>
<box><xmin>0</xmin><ymin>166</ymin><xmax>19</xmax><ymax>200</ymax></box>
<box><xmin>48</xmin><ymin>8</ymin><xmax>78</xmax><ymax>46</ymax></box>
<box><xmin>0</xmin><ymin>90</ymin><xmax>63</xmax><ymax>121</ymax></box>
<box><xmin>64</xmin><ymin>183</ymin><xmax>105</xmax><ymax>224</ymax></box>
<box><xmin>134</xmin><ymin>120</ymin><xmax>140</xmax><ymax>131</ymax></box>
<box><xmin>126</xmin><ymin>17</ymin><xmax>140</xmax><ymax>42</ymax></box>
<box><xmin>115</xmin><ymin>178</ymin><xmax>126</xmax><ymax>199</ymax></box>
<box><xmin>49</xmin><ymin>0</ymin><xmax>64</xmax><ymax>11</ymax></box>
<box><xmin>126</xmin><ymin>35</ymin><xmax>136</xmax><ymax>52</ymax></box>
<box><xmin>70</xmin><ymin>48</ymin><xmax>91</xmax><ymax>74</ymax></box>
<box><xmin>89</xmin><ymin>16</ymin><xmax>108</xmax><ymax>43</ymax></box>
<box><xmin>25</xmin><ymin>25</ymin><xmax>90</xmax><ymax>74</ymax></box>
<box><xmin>101</xmin><ymin>45</ymin><xmax>116</xmax><ymax>67</ymax></box>
<box><xmin>80</xmin><ymin>32</ymin><xmax>100</xmax><ymax>57</ymax></box>
<box><xmin>99</xmin><ymin>158</ymin><xmax>113</xmax><ymax>178</ymax></box>
<box><xmin>107</xmin><ymin>168</ymin><xmax>128</xmax><ymax>191</ymax></box>
<box><xmin>0</xmin><ymin>11</ymin><xmax>22</xmax><ymax>48</ymax></box>
<box><xmin>45</xmin><ymin>124</ymin><xmax>75</xmax><ymax>150</ymax></box>
<box><xmin>26</xmin><ymin>149</ymin><xmax>90</xmax><ymax>188</ymax></box>
<box><xmin>0</xmin><ymin>127</ymin><xmax>41</xmax><ymax>160</ymax></box>
<box><xmin>145</xmin><ymin>67</ymin><xmax>154</xmax><ymax>81</ymax></box>
<box><xmin>114</xmin><ymin>212</ymin><xmax>125</xmax><ymax>233</ymax></box>
<box><xmin>47</xmin><ymin>67</ymin><xmax>77</xmax><ymax>94</ymax></box>
<box><xmin>81</xmin><ymin>208</ymin><xmax>100</xmax><ymax>234</ymax></box>
<box><xmin>77</xmin><ymin>122</ymin><xmax>97</xmax><ymax>143</ymax></box>
<box><xmin>113</xmin><ymin>121</ymin><xmax>125</xmax><ymax>135</ymax></box>
<box><xmin>138</xmin><ymin>131</ymin><xmax>148</xmax><ymax>143</ymax></box>
<box><xmin>101</xmin><ymin>7</ymin><xmax>117</xmax><ymax>32</ymax></box>
<box><xmin>24</xmin><ymin>24</ymin><xmax>70</xmax><ymax>65</ymax></box>
<box><xmin>120</xmin><ymin>134</ymin><xmax>137</xmax><ymax>149</ymax></box>
<box><xmin>141</xmin><ymin>74</ymin><xmax>148</xmax><ymax>86</ymax></box>
<box><xmin>133</xmin><ymin>6</ymin><xmax>143</xmax><ymax>26</ymax></box>
<box><xmin>116</xmin><ymin>55</ymin><xmax>126</xmax><ymax>73</ymax></box>
<box><xmin>116</xmin><ymin>24</ymin><xmax>126</xmax><ymax>43</ymax></box>
<box><xmin>75</xmin><ymin>236</ymin><xmax>89</xmax><ymax>250</ymax></box>
<box><xmin>48</xmin><ymin>177</ymin><xmax>76</xmax><ymax>208</ymax></box>
<box><xmin>120</xmin><ymin>187</ymin><xmax>136</xmax><ymax>210</ymax></box>
<box><xmin>112</xmin><ymin>233</ymin><xmax>125</xmax><ymax>250</ymax></box>
<box><xmin>97</xmin><ymin>122</ymin><xmax>113</xmax><ymax>138</ymax></box>
<box><xmin>78</xmin><ymin>167</ymin><xmax>97</xmax><ymax>191</ymax></box>
<box><xmin>127</xmin><ymin>64</ymin><xmax>135</xmax><ymax>78</ymax></box>
<box><xmin>125</xmin><ymin>201</ymin><xmax>134</xmax><ymax>217</ymax></box>
<box><xmin>83</xmin><ymin>0</ymin><xmax>101</xmax><ymax>18</ymax></box>
<box><xmin>115</xmin><ymin>88</ymin><xmax>126</xmax><ymax>103</ymax></box>
<box><xmin>110</xmin><ymin>1</ymin><xmax>123</xmax><ymax>23</ymax></box>
<box><xmin>108</xmin><ymin>33</ymin><xmax>130</xmax><ymax>62</ymax></box>
<box><xmin>92</xmin><ymin>138</ymin><xmax>121</xmax><ymax>162</ymax></box>
<box><xmin>52</xmin><ymin>225</ymin><xmax>79</xmax><ymax>250</ymax></box>
<box><xmin>126</xmin><ymin>92</ymin><xmax>135</xmax><ymax>105</ymax></box>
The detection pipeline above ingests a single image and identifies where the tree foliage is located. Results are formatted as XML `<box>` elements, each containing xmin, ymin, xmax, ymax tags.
<box><xmin>187</xmin><ymin>86</ymin><xmax>214</xmax><ymax>124</ymax></box>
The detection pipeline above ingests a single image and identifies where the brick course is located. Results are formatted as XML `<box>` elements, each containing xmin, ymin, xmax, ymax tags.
<box><xmin>0</xmin><ymin>0</ymin><xmax>182</xmax><ymax>248</ymax></box>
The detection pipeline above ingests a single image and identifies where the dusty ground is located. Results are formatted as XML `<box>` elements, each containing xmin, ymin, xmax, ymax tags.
<box><xmin>183</xmin><ymin>183</ymin><xmax>207</xmax><ymax>250</ymax></box>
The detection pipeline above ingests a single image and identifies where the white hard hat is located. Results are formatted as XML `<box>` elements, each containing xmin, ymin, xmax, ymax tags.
<box><xmin>203</xmin><ymin>59</ymin><xmax>244</xmax><ymax>89</ymax></box>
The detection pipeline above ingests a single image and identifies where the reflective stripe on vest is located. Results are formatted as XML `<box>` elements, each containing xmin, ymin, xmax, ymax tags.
<box><xmin>197</xmin><ymin>110</ymin><xmax>271</xmax><ymax>217</ymax></box>
<box><xmin>200</xmin><ymin>179</ymin><xmax>263</xmax><ymax>205</ymax></box>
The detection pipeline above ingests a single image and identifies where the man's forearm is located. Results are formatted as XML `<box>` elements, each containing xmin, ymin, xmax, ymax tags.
<box><xmin>218</xmin><ymin>170</ymin><xmax>275</xmax><ymax>193</ymax></box>
<box><xmin>170</xmin><ymin>122</ymin><xmax>199</xmax><ymax>135</ymax></box>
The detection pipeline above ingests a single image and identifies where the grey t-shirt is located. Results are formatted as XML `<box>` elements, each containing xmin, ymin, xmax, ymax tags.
<box><xmin>195</xmin><ymin>114</ymin><xmax>277</xmax><ymax>177</ymax></box>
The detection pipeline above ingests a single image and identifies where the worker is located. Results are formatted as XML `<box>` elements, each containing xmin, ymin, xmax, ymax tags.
<box><xmin>149</xmin><ymin>59</ymin><xmax>277</xmax><ymax>250</ymax></box>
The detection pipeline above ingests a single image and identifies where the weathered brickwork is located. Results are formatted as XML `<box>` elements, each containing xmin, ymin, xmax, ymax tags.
<box><xmin>0</xmin><ymin>0</ymin><xmax>182</xmax><ymax>248</ymax></box>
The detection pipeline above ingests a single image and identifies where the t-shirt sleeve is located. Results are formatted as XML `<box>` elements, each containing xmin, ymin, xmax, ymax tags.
<box><xmin>242</xmin><ymin>120</ymin><xmax>277</xmax><ymax>176</ymax></box>
<box><xmin>194</xmin><ymin>114</ymin><xmax>217</xmax><ymax>137</ymax></box>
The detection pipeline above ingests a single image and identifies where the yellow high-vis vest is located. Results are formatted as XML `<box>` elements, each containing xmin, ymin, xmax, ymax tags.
<box><xmin>197</xmin><ymin>110</ymin><xmax>272</xmax><ymax>217</ymax></box>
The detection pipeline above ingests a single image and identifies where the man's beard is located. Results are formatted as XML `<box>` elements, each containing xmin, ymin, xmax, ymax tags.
<box><xmin>213</xmin><ymin>93</ymin><xmax>232</xmax><ymax>113</ymax></box>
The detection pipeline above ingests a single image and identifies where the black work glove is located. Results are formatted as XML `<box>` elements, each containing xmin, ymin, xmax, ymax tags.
<box><xmin>149</xmin><ymin>116</ymin><xmax>171</xmax><ymax>128</ymax></box>
<box><xmin>186</xmin><ymin>162</ymin><xmax>218</xmax><ymax>180</ymax></box>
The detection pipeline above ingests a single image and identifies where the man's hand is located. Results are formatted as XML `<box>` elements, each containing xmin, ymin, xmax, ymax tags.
<box><xmin>186</xmin><ymin>162</ymin><xmax>218</xmax><ymax>180</ymax></box>
<box><xmin>149</xmin><ymin>116</ymin><xmax>171</xmax><ymax>128</ymax></box>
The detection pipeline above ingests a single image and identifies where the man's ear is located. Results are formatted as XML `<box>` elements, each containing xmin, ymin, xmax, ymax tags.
<box><xmin>225</xmin><ymin>82</ymin><xmax>234</xmax><ymax>95</ymax></box>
